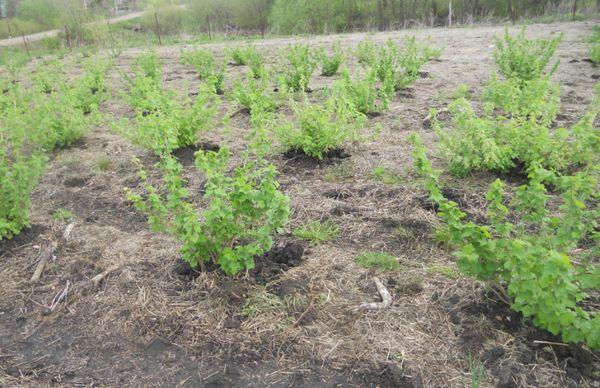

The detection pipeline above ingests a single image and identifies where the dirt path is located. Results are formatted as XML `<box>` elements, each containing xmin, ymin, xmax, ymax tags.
<box><xmin>0</xmin><ymin>10</ymin><xmax>148</xmax><ymax>47</ymax></box>
<box><xmin>1</xmin><ymin>21</ymin><xmax>598</xmax><ymax>387</ymax></box>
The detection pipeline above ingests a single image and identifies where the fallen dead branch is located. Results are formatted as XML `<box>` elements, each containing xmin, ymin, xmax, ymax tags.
<box><xmin>30</xmin><ymin>242</ymin><xmax>57</xmax><ymax>282</ymax></box>
<box><xmin>63</xmin><ymin>222</ymin><xmax>76</xmax><ymax>240</ymax></box>
<box><xmin>356</xmin><ymin>277</ymin><xmax>392</xmax><ymax>310</ymax></box>
<box><xmin>30</xmin><ymin>223</ymin><xmax>76</xmax><ymax>283</ymax></box>
<box><xmin>89</xmin><ymin>264</ymin><xmax>122</xmax><ymax>289</ymax></box>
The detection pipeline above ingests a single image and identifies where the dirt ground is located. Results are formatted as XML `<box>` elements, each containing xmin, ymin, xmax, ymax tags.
<box><xmin>1</xmin><ymin>21</ymin><xmax>599</xmax><ymax>387</ymax></box>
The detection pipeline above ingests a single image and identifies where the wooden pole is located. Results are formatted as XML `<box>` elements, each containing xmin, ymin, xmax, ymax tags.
<box><xmin>21</xmin><ymin>35</ymin><xmax>30</xmax><ymax>57</ymax></box>
<box><xmin>572</xmin><ymin>0</ymin><xmax>578</xmax><ymax>20</ymax></box>
<box><xmin>6</xmin><ymin>19</ymin><xmax>12</xmax><ymax>38</ymax></box>
<box><xmin>448</xmin><ymin>1</ymin><xmax>452</xmax><ymax>27</ymax></box>
<box><xmin>207</xmin><ymin>14</ymin><xmax>212</xmax><ymax>40</ymax></box>
<box><xmin>107</xmin><ymin>20</ymin><xmax>116</xmax><ymax>46</ymax></box>
<box><xmin>154</xmin><ymin>12</ymin><xmax>162</xmax><ymax>45</ymax></box>
<box><xmin>65</xmin><ymin>25</ymin><xmax>72</xmax><ymax>51</ymax></box>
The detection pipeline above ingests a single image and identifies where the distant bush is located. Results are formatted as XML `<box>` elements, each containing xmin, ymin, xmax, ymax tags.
<box><xmin>276</xmin><ymin>94</ymin><xmax>364</xmax><ymax>159</ymax></box>
<box><xmin>319</xmin><ymin>43</ymin><xmax>345</xmax><ymax>76</ymax></box>
<box><xmin>281</xmin><ymin>44</ymin><xmax>317</xmax><ymax>92</ymax></box>
<box><xmin>494</xmin><ymin>28</ymin><xmax>562</xmax><ymax>82</ymax></box>
<box><xmin>181</xmin><ymin>49</ymin><xmax>225</xmax><ymax>94</ymax></box>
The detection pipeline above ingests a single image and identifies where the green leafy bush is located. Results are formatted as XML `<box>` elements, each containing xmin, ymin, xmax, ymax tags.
<box><xmin>126</xmin><ymin>84</ymin><xmax>218</xmax><ymax>155</ymax></box>
<box><xmin>355</xmin><ymin>39</ymin><xmax>377</xmax><ymax>67</ymax></box>
<box><xmin>232</xmin><ymin>77</ymin><xmax>279</xmax><ymax>114</ymax></box>
<box><xmin>356</xmin><ymin>252</ymin><xmax>399</xmax><ymax>271</ymax></box>
<box><xmin>335</xmin><ymin>68</ymin><xmax>394</xmax><ymax>115</ymax></box>
<box><xmin>281</xmin><ymin>44</ymin><xmax>317</xmax><ymax>92</ymax></box>
<box><xmin>133</xmin><ymin>52</ymin><xmax>162</xmax><ymax>82</ymax></box>
<box><xmin>484</xmin><ymin>74</ymin><xmax>560</xmax><ymax>127</ymax></box>
<box><xmin>410</xmin><ymin>133</ymin><xmax>599</xmax><ymax>350</ymax></box>
<box><xmin>435</xmin><ymin>89</ymin><xmax>599</xmax><ymax>177</ymax></box>
<box><xmin>228</xmin><ymin>45</ymin><xmax>264</xmax><ymax>77</ymax></box>
<box><xmin>319</xmin><ymin>43</ymin><xmax>345</xmax><ymax>76</ymax></box>
<box><xmin>72</xmin><ymin>59</ymin><xmax>112</xmax><ymax>114</ymax></box>
<box><xmin>276</xmin><ymin>94</ymin><xmax>364</xmax><ymax>159</ymax></box>
<box><xmin>0</xmin><ymin>120</ymin><xmax>46</xmax><ymax>239</ymax></box>
<box><xmin>370</xmin><ymin>37</ymin><xmax>435</xmax><ymax>91</ymax></box>
<box><xmin>181</xmin><ymin>49</ymin><xmax>225</xmax><ymax>94</ymax></box>
<box><xmin>494</xmin><ymin>28</ymin><xmax>562</xmax><ymax>82</ymax></box>
<box><xmin>127</xmin><ymin>148</ymin><xmax>290</xmax><ymax>275</ymax></box>
<box><xmin>293</xmin><ymin>220</ymin><xmax>339</xmax><ymax>245</ymax></box>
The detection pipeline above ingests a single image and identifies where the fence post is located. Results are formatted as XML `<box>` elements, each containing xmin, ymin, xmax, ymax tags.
<box><xmin>572</xmin><ymin>0</ymin><xmax>578</xmax><ymax>20</ymax></box>
<box><xmin>154</xmin><ymin>12</ymin><xmax>162</xmax><ymax>45</ymax></box>
<box><xmin>207</xmin><ymin>15</ymin><xmax>212</xmax><ymax>40</ymax></box>
<box><xmin>448</xmin><ymin>1</ymin><xmax>452</xmax><ymax>27</ymax></box>
<box><xmin>65</xmin><ymin>25</ymin><xmax>72</xmax><ymax>51</ymax></box>
<box><xmin>21</xmin><ymin>35</ymin><xmax>30</xmax><ymax>57</ymax></box>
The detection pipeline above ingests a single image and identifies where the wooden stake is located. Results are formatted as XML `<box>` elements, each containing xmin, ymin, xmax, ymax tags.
<box><xmin>64</xmin><ymin>25</ymin><xmax>72</xmax><ymax>51</ymax></box>
<box><xmin>21</xmin><ymin>35</ymin><xmax>31</xmax><ymax>57</ymax></box>
<box><xmin>207</xmin><ymin>14</ymin><xmax>212</xmax><ymax>40</ymax></box>
<box><xmin>448</xmin><ymin>1</ymin><xmax>452</xmax><ymax>27</ymax></box>
<box><xmin>154</xmin><ymin>12</ymin><xmax>162</xmax><ymax>45</ymax></box>
<box><xmin>31</xmin><ymin>242</ymin><xmax>57</xmax><ymax>282</ymax></box>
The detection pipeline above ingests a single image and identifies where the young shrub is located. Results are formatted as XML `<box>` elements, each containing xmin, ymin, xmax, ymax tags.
<box><xmin>484</xmin><ymin>74</ymin><xmax>560</xmax><ymax>127</ymax></box>
<box><xmin>127</xmin><ymin>84</ymin><xmax>218</xmax><ymax>155</ymax></box>
<box><xmin>229</xmin><ymin>45</ymin><xmax>250</xmax><ymax>65</ymax></box>
<box><xmin>335</xmin><ymin>68</ymin><xmax>394</xmax><ymax>115</ymax></box>
<box><xmin>374</xmin><ymin>37</ymin><xmax>431</xmax><ymax>91</ymax></box>
<box><xmin>355</xmin><ymin>39</ymin><xmax>377</xmax><ymax>68</ymax></box>
<box><xmin>72</xmin><ymin>59</ymin><xmax>112</xmax><ymax>114</ymax></box>
<box><xmin>437</xmin><ymin>88</ymin><xmax>600</xmax><ymax>176</ymax></box>
<box><xmin>493</xmin><ymin>28</ymin><xmax>562</xmax><ymax>82</ymax></box>
<box><xmin>282</xmin><ymin>44</ymin><xmax>317</xmax><ymax>92</ymax></box>
<box><xmin>247</xmin><ymin>49</ymin><xmax>267</xmax><ymax>79</ymax></box>
<box><xmin>276</xmin><ymin>94</ymin><xmax>365</xmax><ymax>159</ymax></box>
<box><xmin>0</xmin><ymin>124</ymin><xmax>46</xmax><ymax>239</ymax></box>
<box><xmin>31</xmin><ymin>60</ymin><xmax>65</xmax><ymax>94</ymax></box>
<box><xmin>133</xmin><ymin>52</ymin><xmax>162</xmax><ymax>82</ymax></box>
<box><xmin>356</xmin><ymin>252</ymin><xmax>399</xmax><ymax>271</ymax></box>
<box><xmin>319</xmin><ymin>43</ymin><xmax>345</xmax><ymax>76</ymax></box>
<box><xmin>228</xmin><ymin>45</ymin><xmax>264</xmax><ymax>77</ymax></box>
<box><xmin>293</xmin><ymin>220</ymin><xmax>339</xmax><ymax>245</ymax></box>
<box><xmin>126</xmin><ymin>53</ymin><xmax>164</xmax><ymax>113</ymax></box>
<box><xmin>231</xmin><ymin>76</ymin><xmax>279</xmax><ymax>114</ymax></box>
<box><xmin>435</xmin><ymin>99</ymin><xmax>516</xmax><ymax>177</ymax></box>
<box><xmin>181</xmin><ymin>49</ymin><xmax>225</xmax><ymax>94</ymax></box>
<box><xmin>127</xmin><ymin>147</ymin><xmax>290</xmax><ymax>275</ymax></box>
<box><xmin>30</xmin><ymin>89</ymin><xmax>91</xmax><ymax>150</ymax></box>
<box><xmin>410</xmin><ymin>134</ymin><xmax>600</xmax><ymax>350</ymax></box>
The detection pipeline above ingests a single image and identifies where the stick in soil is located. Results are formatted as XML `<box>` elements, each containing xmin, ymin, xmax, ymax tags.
<box><xmin>356</xmin><ymin>277</ymin><xmax>392</xmax><ymax>310</ymax></box>
<box><xmin>90</xmin><ymin>264</ymin><xmax>122</xmax><ymax>289</ymax></box>
<box><xmin>30</xmin><ymin>242</ymin><xmax>57</xmax><ymax>282</ymax></box>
